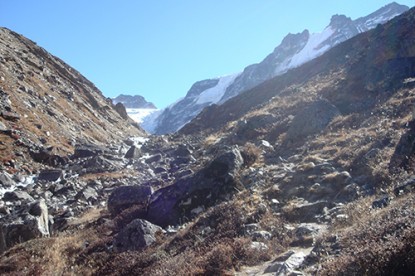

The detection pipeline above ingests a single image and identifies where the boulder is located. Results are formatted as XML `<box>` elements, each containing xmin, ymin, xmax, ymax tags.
<box><xmin>264</xmin><ymin>249</ymin><xmax>312</xmax><ymax>275</ymax></box>
<box><xmin>372</xmin><ymin>195</ymin><xmax>390</xmax><ymax>209</ymax></box>
<box><xmin>124</xmin><ymin>145</ymin><xmax>141</xmax><ymax>159</ymax></box>
<box><xmin>114</xmin><ymin>102</ymin><xmax>129</xmax><ymax>120</ymax></box>
<box><xmin>113</xmin><ymin>219</ymin><xmax>162</xmax><ymax>252</ymax></box>
<box><xmin>3</xmin><ymin>191</ymin><xmax>33</xmax><ymax>202</ymax></box>
<box><xmin>147</xmin><ymin>146</ymin><xmax>244</xmax><ymax>227</ymax></box>
<box><xmin>29</xmin><ymin>148</ymin><xmax>68</xmax><ymax>167</ymax></box>
<box><xmin>73</xmin><ymin>144</ymin><xmax>106</xmax><ymax>159</ymax></box>
<box><xmin>145</xmin><ymin>153</ymin><xmax>162</xmax><ymax>164</ymax></box>
<box><xmin>0</xmin><ymin>199</ymin><xmax>50</xmax><ymax>252</ymax></box>
<box><xmin>174</xmin><ymin>144</ymin><xmax>193</xmax><ymax>157</ymax></box>
<box><xmin>0</xmin><ymin>121</ymin><xmax>7</xmax><ymax>131</ymax></box>
<box><xmin>0</xmin><ymin>172</ymin><xmax>16</xmax><ymax>188</ymax></box>
<box><xmin>38</xmin><ymin>169</ymin><xmax>63</xmax><ymax>182</ymax></box>
<box><xmin>108</xmin><ymin>185</ymin><xmax>153</xmax><ymax>216</ymax></box>
<box><xmin>394</xmin><ymin>176</ymin><xmax>415</xmax><ymax>196</ymax></box>
<box><xmin>283</xmin><ymin>200</ymin><xmax>334</xmax><ymax>222</ymax></box>
<box><xmin>76</xmin><ymin>186</ymin><xmax>98</xmax><ymax>203</ymax></box>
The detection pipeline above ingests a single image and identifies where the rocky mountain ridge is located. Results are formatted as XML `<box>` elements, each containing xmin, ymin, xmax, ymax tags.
<box><xmin>143</xmin><ymin>2</ymin><xmax>408</xmax><ymax>135</ymax></box>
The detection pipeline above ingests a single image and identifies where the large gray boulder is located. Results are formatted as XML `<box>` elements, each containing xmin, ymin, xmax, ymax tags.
<box><xmin>113</xmin><ymin>219</ymin><xmax>162</xmax><ymax>252</ymax></box>
<box><xmin>108</xmin><ymin>185</ymin><xmax>153</xmax><ymax>216</ymax></box>
<box><xmin>147</xmin><ymin>146</ymin><xmax>244</xmax><ymax>227</ymax></box>
<box><xmin>0</xmin><ymin>199</ymin><xmax>50</xmax><ymax>252</ymax></box>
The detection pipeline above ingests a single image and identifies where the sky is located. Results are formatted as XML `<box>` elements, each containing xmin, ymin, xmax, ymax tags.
<box><xmin>0</xmin><ymin>1</ymin><xmax>414</xmax><ymax>108</ymax></box>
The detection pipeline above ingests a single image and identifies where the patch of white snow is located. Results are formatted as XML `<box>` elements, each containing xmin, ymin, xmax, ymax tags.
<box><xmin>195</xmin><ymin>73</ymin><xmax>240</xmax><ymax>105</ymax></box>
<box><xmin>289</xmin><ymin>26</ymin><xmax>334</xmax><ymax>68</ymax></box>
<box><xmin>126</xmin><ymin>108</ymin><xmax>158</xmax><ymax>124</ymax></box>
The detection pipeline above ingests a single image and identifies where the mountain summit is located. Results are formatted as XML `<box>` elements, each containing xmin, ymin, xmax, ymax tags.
<box><xmin>112</xmin><ymin>94</ymin><xmax>156</xmax><ymax>109</ymax></box>
<box><xmin>142</xmin><ymin>2</ymin><xmax>408</xmax><ymax>135</ymax></box>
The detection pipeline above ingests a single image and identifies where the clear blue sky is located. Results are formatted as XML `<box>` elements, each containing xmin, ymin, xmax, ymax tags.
<box><xmin>1</xmin><ymin>1</ymin><xmax>413</xmax><ymax>108</ymax></box>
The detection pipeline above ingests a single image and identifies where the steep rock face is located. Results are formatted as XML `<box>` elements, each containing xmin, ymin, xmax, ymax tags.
<box><xmin>0</xmin><ymin>27</ymin><xmax>145</xmax><ymax>158</ymax></box>
<box><xmin>143</xmin><ymin>3</ymin><xmax>408</xmax><ymax>135</ymax></box>
<box><xmin>112</xmin><ymin>94</ymin><xmax>156</xmax><ymax>109</ymax></box>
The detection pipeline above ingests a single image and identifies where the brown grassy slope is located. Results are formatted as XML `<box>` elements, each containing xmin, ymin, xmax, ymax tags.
<box><xmin>0</xmin><ymin>27</ymin><xmax>145</xmax><ymax>157</ymax></box>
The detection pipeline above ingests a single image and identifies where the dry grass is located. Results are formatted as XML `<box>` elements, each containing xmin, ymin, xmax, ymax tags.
<box><xmin>311</xmin><ymin>193</ymin><xmax>415</xmax><ymax>275</ymax></box>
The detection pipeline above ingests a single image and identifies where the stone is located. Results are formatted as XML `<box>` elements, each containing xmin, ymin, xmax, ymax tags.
<box><xmin>124</xmin><ymin>145</ymin><xmax>141</xmax><ymax>159</ymax></box>
<box><xmin>113</xmin><ymin>219</ymin><xmax>162</xmax><ymax>252</ymax></box>
<box><xmin>145</xmin><ymin>153</ymin><xmax>162</xmax><ymax>164</ymax></box>
<box><xmin>73</xmin><ymin>144</ymin><xmax>106</xmax><ymax>159</ymax></box>
<box><xmin>29</xmin><ymin>149</ymin><xmax>68</xmax><ymax>167</ymax></box>
<box><xmin>372</xmin><ymin>195</ymin><xmax>390</xmax><ymax>209</ymax></box>
<box><xmin>284</xmin><ymin>200</ymin><xmax>333</xmax><ymax>222</ymax></box>
<box><xmin>0</xmin><ymin>121</ymin><xmax>7</xmax><ymax>131</ymax></box>
<box><xmin>252</xmin><ymin>230</ymin><xmax>272</xmax><ymax>241</ymax></box>
<box><xmin>76</xmin><ymin>186</ymin><xmax>98</xmax><ymax>203</ymax></box>
<box><xmin>0</xmin><ymin>199</ymin><xmax>50</xmax><ymax>252</ymax></box>
<box><xmin>147</xmin><ymin>146</ymin><xmax>244</xmax><ymax>227</ymax></box>
<box><xmin>174</xmin><ymin>144</ymin><xmax>192</xmax><ymax>157</ymax></box>
<box><xmin>107</xmin><ymin>185</ymin><xmax>153</xmax><ymax>216</ymax></box>
<box><xmin>250</xmin><ymin>241</ymin><xmax>269</xmax><ymax>251</ymax></box>
<box><xmin>264</xmin><ymin>248</ymin><xmax>312</xmax><ymax>274</ymax></box>
<box><xmin>38</xmin><ymin>169</ymin><xmax>63</xmax><ymax>182</ymax></box>
<box><xmin>1</xmin><ymin>111</ymin><xmax>20</xmax><ymax>121</ymax></box>
<box><xmin>3</xmin><ymin>191</ymin><xmax>33</xmax><ymax>202</ymax></box>
<box><xmin>114</xmin><ymin>102</ymin><xmax>129</xmax><ymax>120</ymax></box>
<box><xmin>0</xmin><ymin>172</ymin><xmax>16</xmax><ymax>188</ymax></box>
<box><xmin>394</xmin><ymin>176</ymin><xmax>415</xmax><ymax>196</ymax></box>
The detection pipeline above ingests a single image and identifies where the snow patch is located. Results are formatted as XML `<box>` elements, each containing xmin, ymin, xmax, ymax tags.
<box><xmin>288</xmin><ymin>26</ymin><xmax>334</xmax><ymax>69</ymax></box>
<box><xmin>126</xmin><ymin>108</ymin><xmax>158</xmax><ymax>124</ymax></box>
<box><xmin>195</xmin><ymin>73</ymin><xmax>240</xmax><ymax>105</ymax></box>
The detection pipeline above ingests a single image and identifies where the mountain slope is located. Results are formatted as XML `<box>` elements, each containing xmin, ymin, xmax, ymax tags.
<box><xmin>0</xmin><ymin>27</ymin><xmax>145</xmax><ymax>159</ymax></box>
<box><xmin>220</xmin><ymin>2</ymin><xmax>408</xmax><ymax>102</ymax></box>
<box><xmin>143</xmin><ymin>2</ymin><xmax>408</xmax><ymax>135</ymax></box>
<box><xmin>181</xmin><ymin>6</ymin><xmax>415</xmax><ymax>136</ymax></box>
